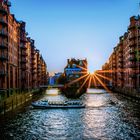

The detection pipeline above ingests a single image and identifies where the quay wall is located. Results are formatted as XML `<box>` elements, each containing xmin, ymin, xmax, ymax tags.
<box><xmin>91</xmin><ymin>86</ymin><xmax>140</xmax><ymax>102</ymax></box>
<box><xmin>112</xmin><ymin>87</ymin><xmax>140</xmax><ymax>102</ymax></box>
<box><xmin>0</xmin><ymin>89</ymin><xmax>42</xmax><ymax>116</ymax></box>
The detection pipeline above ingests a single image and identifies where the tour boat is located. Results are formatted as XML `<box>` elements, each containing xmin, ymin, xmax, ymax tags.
<box><xmin>31</xmin><ymin>100</ymin><xmax>85</xmax><ymax>109</ymax></box>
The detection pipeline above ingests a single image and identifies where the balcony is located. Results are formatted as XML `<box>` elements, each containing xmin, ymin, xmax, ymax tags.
<box><xmin>118</xmin><ymin>72</ymin><xmax>124</xmax><ymax>75</ymax></box>
<box><xmin>0</xmin><ymin>18</ymin><xmax>7</xmax><ymax>26</ymax></box>
<box><xmin>37</xmin><ymin>69</ymin><xmax>41</xmax><ymax>73</ymax></box>
<box><xmin>31</xmin><ymin>51</ymin><xmax>35</xmax><ymax>55</ymax></box>
<box><xmin>37</xmin><ymin>64</ymin><xmax>41</xmax><ymax>68</ymax></box>
<box><xmin>119</xmin><ymin>49</ymin><xmax>123</xmax><ymax>53</ymax></box>
<box><xmin>32</xmin><ymin>60</ymin><xmax>36</xmax><ymax>65</ymax></box>
<box><xmin>32</xmin><ymin>70</ymin><xmax>37</xmax><ymax>74</ymax></box>
<box><xmin>127</xmin><ymin>64</ymin><xmax>136</xmax><ymax>68</ymax></box>
<box><xmin>20</xmin><ymin>38</ymin><xmax>27</xmax><ymax>43</ymax></box>
<box><xmin>0</xmin><ymin>69</ymin><xmax>7</xmax><ymax>76</ymax></box>
<box><xmin>0</xmin><ymin>54</ymin><xmax>8</xmax><ymax>61</ymax></box>
<box><xmin>21</xmin><ymin>51</ymin><xmax>27</xmax><ymax>56</ymax></box>
<box><xmin>32</xmin><ymin>77</ymin><xmax>37</xmax><ymax>81</ymax></box>
<box><xmin>37</xmin><ymin>65</ymin><xmax>41</xmax><ymax>68</ymax></box>
<box><xmin>129</xmin><ymin>74</ymin><xmax>136</xmax><ymax>78</ymax></box>
<box><xmin>37</xmin><ymin>73</ymin><xmax>41</xmax><ymax>77</ymax></box>
<box><xmin>136</xmin><ymin>62</ymin><xmax>140</xmax><ymax>66</ymax></box>
<box><xmin>20</xmin><ymin>45</ymin><xmax>27</xmax><ymax>49</ymax></box>
<box><xmin>32</xmin><ymin>56</ymin><xmax>36</xmax><ymax>60</ymax></box>
<box><xmin>119</xmin><ymin>54</ymin><xmax>123</xmax><ymax>58</ymax></box>
<box><xmin>21</xmin><ymin>66</ymin><xmax>27</xmax><ymax>70</ymax></box>
<box><xmin>129</xmin><ymin>35</ymin><xmax>136</xmax><ymax>41</ymax></box>
<box><xmin>129</xmin><ymin>50</ymin><xmax>135</xmax><ymax>54</ymax></box>
<box><xmin>21</xmin><ymin>58</ymin><xmax>27</xmax><ymax>63</ymax></box>
<box><xmin>0</xmin><ymin>42</ymin><xmax>8</xmax><ymax>49</ymax></box>
<box><xmin>118</xmin><ymin>65</ymin><xmax>123</xmax><ymax>68</ymax></box>
<box><xmin>129</xmin><ymin>57</ymin><xmax>136</xmax><ymax>61</ymax></box>
<box><xmin>37</xmin><ymin>61</ymin><xmax>41</xmax><ymax>64</ymax></box>
<box><xmin>112</xmin><ymin>66</ymin><xmax>116</xmax><ymax>69</ymax></box>
<box><xmin>0</xmin><ymin>30</ymin><xmax>8</xmax><ymax>37</ymax></box>
<box><xmin>32</xmin><ymin>66</ymin><xmax>36</xmax><ymax>70</ymax></box>
<box><xmin>118</xmin><ymin>59</ymin><xmax>123</xmax><ymax>63</ymax></box>
<box><xmin>128</xmin><ymin>25</ymin><xmax>136</xmax><ymax>30</ymax></box>
<box><xmin>0</xmin><ymin>7</ymin><xmax>8</xmax><ymax>15</ymax></box>
<box><xmin>119</xmin><ymin>77</ymin><xmax>123</xmax><ymax>80</ymax></box>
<box><xmin>129</xmin><ymin>40</ymin><xmax>136</xmax><ymax>47</ymax></box>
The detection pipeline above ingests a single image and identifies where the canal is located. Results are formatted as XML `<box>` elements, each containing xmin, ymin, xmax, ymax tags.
<box><xmin>0</xmin><ymin>89</ymin><xmax>140</xmax><ymax>140</ymax></box>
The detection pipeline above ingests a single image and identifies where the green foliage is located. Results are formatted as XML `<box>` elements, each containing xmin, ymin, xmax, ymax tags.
<box><xmin>57</xmin><ymin>74</ymin><xmax>67</xmax><ymax>84</ymax></box>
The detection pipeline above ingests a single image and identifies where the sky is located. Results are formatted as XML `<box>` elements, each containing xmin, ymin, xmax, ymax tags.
<box><xmin>10</xmin><ymin>0</ymin><xmax>140</xmax><ymax>73</ymax></box>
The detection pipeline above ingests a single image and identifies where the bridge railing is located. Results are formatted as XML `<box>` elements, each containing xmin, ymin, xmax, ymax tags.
<box><xmin>40</xmin><ymin>84</ymin><xmax>64</xmax><ymax>88</ymax></box>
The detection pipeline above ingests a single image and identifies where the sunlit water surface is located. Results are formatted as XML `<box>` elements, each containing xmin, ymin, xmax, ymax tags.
<box><xmin>1</xmin><ymin>89</ymin><xmax>140</xmax><ymax>140</ymax></box>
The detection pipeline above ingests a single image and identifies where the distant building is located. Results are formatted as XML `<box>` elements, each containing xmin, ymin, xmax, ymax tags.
<box><xmin>64</xmin><ymin>58</ymin><xmax>87</xmax><ymax>83</ymax></box>
<box><xmin>49</xmin><ymin>76</ymin><xmax>55</xmax><ymax>85</ymax></box>
<box><xmin>49</xmin><ymin>72</ymin><xmax>63</xmax><ymax>85</ymax></box>
<box><xmin>62</xmin><ymin>58</ymin><xmax>88</xmax><ymax>97</ymax></box>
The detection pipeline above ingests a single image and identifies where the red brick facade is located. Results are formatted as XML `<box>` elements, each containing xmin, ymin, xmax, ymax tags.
<box><xmin>0</xmin><ymin>1</ymin><xmax>47</xmax><ymax>99</ymax></box>
<box><xmin>102</xmin><ymin>16</ymin><xmax>140</xmax><ymax>93</ymax></box>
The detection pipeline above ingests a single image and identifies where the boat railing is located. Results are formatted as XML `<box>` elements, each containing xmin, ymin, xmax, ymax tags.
<box><xmin>48</xmin><ymin>101</ymin><xmax>66</xmax><ymax>105</ymax></box>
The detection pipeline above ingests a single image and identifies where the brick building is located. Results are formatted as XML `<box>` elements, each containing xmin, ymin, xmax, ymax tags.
<box><xmin>63</xmin><ymin>58</ymin><xmax>88</xmax><ymax>97</ymax></box>
<box><xmin>102</xmin><ymin>15</ymin><xmax>140</xmax><ymax>93</ymax></box>
<box><xmin>0</xmin><ymin>0</ymin><xmax>47</xmax><ymax>100</ymax></box>
<box><xmin>0</xmin><ymin>0</ymin><xmax>10</xmax><ymax>97</ymax></box>
<box><xmin>64</xmin><ymin>58</ymin><xmax>88</xmax><ymax>85</ymax></box>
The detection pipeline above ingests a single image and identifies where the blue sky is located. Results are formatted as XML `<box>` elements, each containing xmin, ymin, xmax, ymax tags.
<box><xmin>11</xmin><ymin>0</ymin><xmax>139</xmax><ymax>73</ymax></box>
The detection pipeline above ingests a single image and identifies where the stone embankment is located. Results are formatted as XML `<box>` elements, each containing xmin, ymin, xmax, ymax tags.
<box><xmin>113</xmin><ymin>87</ymin><xmax>140</xmax><ymax>102</ymax></box>
<box><xmin>0</xmin><ymin>89</ymin><xmax>42</xmax><ymax>116</ymax></box>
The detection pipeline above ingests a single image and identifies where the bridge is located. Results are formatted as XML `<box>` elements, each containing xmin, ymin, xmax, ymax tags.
<box><xmin>40</xmin><ymin>84</ymin><xmax>64</xmax><ymax>88</ymax></box>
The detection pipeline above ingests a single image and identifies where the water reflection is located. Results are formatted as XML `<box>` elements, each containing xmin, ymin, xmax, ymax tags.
<box><xmin>46</xmin><ymin>88</ymin><xmax>60</xmax><ymax>95</ymax></box>
<box><xmin>87</xmin><ymin>88</ymin><xmax>106</xmax><ymax>94</ymax></box>
<box><xmin>84</xmin><ymin>94</ymin><xmax>108</xmax><ymax>107</ymax></box>
<box><xmin>82</xmin><ymin>90</ymin><xmax>111</xmax><ymax>139</ymax></box>
<box><xmin>1</xmin><ymin>89</ymin><xmax>140</xmax><ymax>139</ymax></box>
<box><xmin>83</xmin><ymin>88</ymin><xmax>108</xmax><ymax>108</ymax></box>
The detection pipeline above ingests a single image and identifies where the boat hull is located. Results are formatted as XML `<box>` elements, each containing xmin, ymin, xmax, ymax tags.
<box><xmin>31</xmin><ymin>103</ymin><xmax>47</xmax><ymax>109</ymax></box>
<box><xmin>31</xmin><ymin>102</ymin><xmax>85</xmax><ymax>109</ymax></box>
<box><xmin>32</xmin><ymin>104</ymin><xmax>85</xmax><ymax>109</ymax></box>
<box><xmin>46</xmin><ymin>105</ymin><xmax>85</xmax><ymax>109</ymax></box>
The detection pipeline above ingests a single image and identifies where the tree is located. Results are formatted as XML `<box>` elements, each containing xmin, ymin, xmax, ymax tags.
<box><xmin>57</xmin><ymin>74</ymin><xmax>67</xmax><ymax>84</ymax></box>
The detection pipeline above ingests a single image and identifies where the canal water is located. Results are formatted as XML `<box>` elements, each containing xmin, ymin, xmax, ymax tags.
<box><xmin>0</xmin><ymin>89</ymin><xmax>140</xmax><ymax>140</ymax></box>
